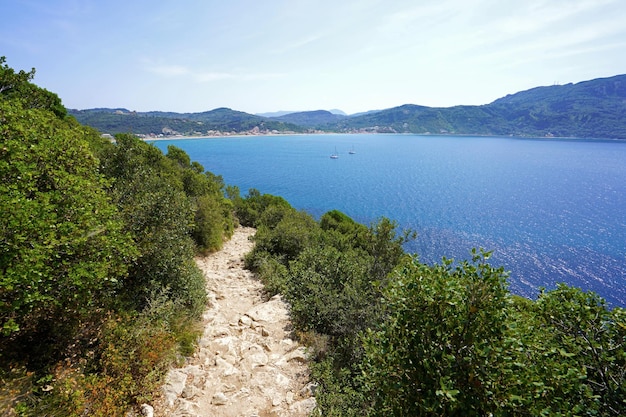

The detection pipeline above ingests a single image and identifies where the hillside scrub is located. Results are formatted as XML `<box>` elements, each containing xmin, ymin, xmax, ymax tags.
<box><xmin>238</xmin><ymin>191</ymin><xmax>626</xmax><ymax>416</ymax></box>
<box><xmin>2</xmin><ymin>56</ymin><xmax>625</xmax><ymax>416</ymax></box>
<box><xmin>1</xmin><ymin>58</ymin><xmax>235</xmax><ymax>415</ymax></box>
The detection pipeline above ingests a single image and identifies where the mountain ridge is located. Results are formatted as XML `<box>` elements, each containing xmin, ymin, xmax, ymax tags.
<box><xmin>69</xmin><ymin>74</ymin><xmax>626</xmax><ymax>139</ymax></box>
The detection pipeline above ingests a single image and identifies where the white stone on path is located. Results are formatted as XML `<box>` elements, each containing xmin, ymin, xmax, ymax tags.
<box><xmin>153</xmin><ymin>227</ymin><xmax>315</xmax><ymax>417</ymax></box>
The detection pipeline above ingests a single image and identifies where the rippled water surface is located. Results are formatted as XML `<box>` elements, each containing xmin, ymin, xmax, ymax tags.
<box><xmin>153</xmin><ymin>134</ymin><xmax>626</xmax><ymax>307</ymax></box>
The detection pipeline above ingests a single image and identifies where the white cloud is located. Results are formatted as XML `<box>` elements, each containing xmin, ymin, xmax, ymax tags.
<box><xmin>149</xmin><ymin>65</ymin><xmax>191</xmax><ymax>77</ymax></box>
<box><xmin>270</xmin><ymin>34</ymin><xmax>325</xmax><ymax>55</ymax></box>
<box><xmin>193</xmin><ymin>72</ymin><xmax>235</xmax><ymax>82</ymax></box>
<box><xmin>146</xmin><ymin>62</ymin><xmax>284</xmax><ymax>83</ymax></box>
<box><xmin>489</xmin><ymin>0</ymin><xmax>618</xmax><ymax>37</ymax></box>
<box><xmin>377</xmin><ymin>1</ymin><xmax>459</xmax><ymax>35</ymax></box>
<box><xmin>6</xmin><ymin>0</ymin><xmax>624</xmax><ymax>113</ymax></box>
<box><xmin>194</xmin><ymin>71</ymin><xmax>285</xmax><ymax>82</ymax></box>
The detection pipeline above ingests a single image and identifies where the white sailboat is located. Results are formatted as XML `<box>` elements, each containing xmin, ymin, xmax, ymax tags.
<box><xmin>330</xmin><ymin>147</ymin><xmax>339</xmax><ymax>159</ymax></box>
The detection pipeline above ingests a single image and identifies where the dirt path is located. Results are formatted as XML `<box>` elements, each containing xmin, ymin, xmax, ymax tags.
<box><xmin>153</xmin><ymin>227</ymin><xmax>315</xmax><ymax>417</ymax></box>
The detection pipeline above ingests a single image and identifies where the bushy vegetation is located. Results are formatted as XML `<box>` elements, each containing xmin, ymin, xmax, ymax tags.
<box><xmin>2</xmin><ymin>56</ymin><xmax>625</xmax><ymax>416</ymax></box>
<box><xmin>238</xmin><ymin>192</ymin><xmax>626</xmax><ymax>416</ymax></box>
<box><xmin>1</xmin><ymin>58</ymin><xmax>234</xmax><ymax>415</ymax></box>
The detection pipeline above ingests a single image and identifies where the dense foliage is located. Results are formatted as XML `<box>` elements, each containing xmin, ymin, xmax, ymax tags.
<box><xmin>0</xmin><ymin>57</ymin><xmax>66</xmax><ymax>118</ymax></box>
<box><xmin>1</xmin><ymin>58</ymin><xmax>235</xmax><ymax>415</ymax></box>
<box><xmin>0</xmin><ymin>98</ymin><xmax>133</xmax><ymax>344</ymax></box>
<box><xmin>2</xmin><ymin>56</ymin><xmax>625</xmax><ymax>416</ymax></box>
<box><xmin>238</xmin><ymin>192</ymin><xmax>626</xmax><ymax>416</ymax></box>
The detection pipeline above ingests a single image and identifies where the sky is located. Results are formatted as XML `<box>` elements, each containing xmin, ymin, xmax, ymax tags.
<box><xmin>2</xmin><ymin>0</ymin><xmax>626</xmax><ymax>115</ymax></box>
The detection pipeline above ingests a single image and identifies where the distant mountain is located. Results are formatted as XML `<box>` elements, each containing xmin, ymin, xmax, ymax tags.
<box><xmin>485</xmin><ymin>75</ymin><xmax>626</xmax><ymax>138</ymax></box>
<box><xmin>350</xmin><ymin>109</ymin><xmax>383</xmax><ymax>117</ymax></box>
<box><xmin>257</xmin><ymin>108</ymin><xmax>348</xmax><ymax>118</ymax></box>
<box><xmin>325</xmin><ymin>104</ymin><xmax>503</xmax><ymax>135</ymax></box>
<box><xmin>69</xmin><ymin>107</ymin><xmax>305</xmax><ymax>136</ymax></box>
<box><xmin>255</xmin><ymin>110</ymin><xmax>296</xmax><ymax>118</ymax></box>
<box><xmin>324</xmin><ymin>75</ymin><xmax>626</xmax><ymax>139</ymax></box>
<box><xmin>69</xmin><ymin>74</ymin><xmax>626</xmax><ymax>139</ymax></box>
<box><xmin>273</xmin><ymin>110</ymin><xmax>347</xmax><ymax>127</ymax></box>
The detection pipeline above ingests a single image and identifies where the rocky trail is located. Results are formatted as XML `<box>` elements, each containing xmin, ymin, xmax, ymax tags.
<box><xmin>153</xmin><ymin>227</ymin><xmax>316</xmax><ymax>417</ymax></box>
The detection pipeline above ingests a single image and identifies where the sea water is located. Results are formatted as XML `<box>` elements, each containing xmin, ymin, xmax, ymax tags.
<box><xmin>152</xmin><ymin>134</ymin><xmax>626</xmax><ymax>307</ymax></box>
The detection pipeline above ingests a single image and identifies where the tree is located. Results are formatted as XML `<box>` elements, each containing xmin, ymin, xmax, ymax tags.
<box><xmin>0</xmin><ymin>56</ymin><xmax>33</xmax><ymax>95</ymax></box>
<box><xmin>361</xmin><ymin>251</ymin><xmax>510</xmax><ymax>416</ymax></box>
<box><xmin>0</xmin><ymin>58</ymin><xmax>238</xmax><ymax>416</ymax></box>
<box><xmin>0</xmin><ymin>56</ymin><xmax>66</xmax><ymax>118</ymax></box>
<box><xmin>97</xmin><ymin>134</ymin><xmax>206</xmax><ymax>315</ymax></box>
<box><xmin>165</xmin><ymin>145</ymin><xmax>234</xmax><ymax>253</ymax></box>
<box><xmin>287</xmin><ymin>245</ymin><xmax>373</xmax><ymax>340</ymax></box>
<box><xmin>531</xmin><ymin>285</ymin><xmax>626</xmax><ymax>415</ymax></box>
<box><xmin>0</xmin><ymin>100</ymin><xmax>133</xmax><ymax>340</ymax></box>
<box><xmin>232</xmin><ymin>188</ymin><xmax>291</xmax><ymax>227</ymax></box>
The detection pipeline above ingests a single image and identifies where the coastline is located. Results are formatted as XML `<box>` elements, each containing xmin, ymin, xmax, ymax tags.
<box><xmin>137</xmin><ymin>132</ymin><xmax>626</xmax><ymax>142</ymax></box>
<box><xmin>140</xmin><ymin>131</ymin><xmax>345</xmax><ymax>142</ymax></box>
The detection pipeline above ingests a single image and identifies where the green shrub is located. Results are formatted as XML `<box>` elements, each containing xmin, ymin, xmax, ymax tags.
<box><xmin>246</xmin><ymin>251</ymin><xmax>290</xmax><ymax>296</ymax></box>
<box><xmin>361</xmin><ymin>251</ymin><xmax>510</xmax><ymax>416</ymax></box>
<box><xmin>309</xmin><ymin>358</ymin><xmax>366</xmax><ymax>417</ymax></box>
<box><xmin>0</xmin><ymin>59</ymin><xmax>227</xmax><ymax>417</ymax></box>
<box><xmin>232</xmin><ymin>188</ymin><xmax>291</xmax><ymax>227</ymax></box>
<box><xmin>255</xmin><ymin>211</ymin><xmax>318</xmax><ymax>262</ymax></box>
<box><xmin>192</xmin><ymin>194</ymin><xmax>230</xmax><ymax>254</ymax></box>
<box><xmin>0</xmin><ymin>100</ymin><xmax>134</xmax><ymax>340</ymax></box>
<box><xmin>11</xmin><ymin>291</ymin><xmax>203</xmax><ymax>417</ymax></box>
<box><xmin>97</xmin><ymin>135</ymin><xmax>208</xmax><ymax>314</ymax></box>
<box><xmin>165</xmin><ymin>145</ymin><xmax>234</xmax><ymax>252</ymax></box>
<box><xmin>529</xmin><ymin>285</ymin><xmax>625</xmax><ymax>415</ymax></box>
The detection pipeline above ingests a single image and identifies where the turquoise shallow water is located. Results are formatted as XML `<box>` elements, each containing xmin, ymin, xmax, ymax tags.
<box><xmin>153</xmin><ymin>134</ymin><xmax>626</xmax><ymax>307</ymax></box>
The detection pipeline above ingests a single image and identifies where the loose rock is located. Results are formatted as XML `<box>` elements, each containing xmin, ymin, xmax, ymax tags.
<box><xmin>212</xmin><ymin>392</ymin><xmax>228</xmax><ymax>405</ymax></box>
<box><xmin>154</xmin><ymin>228</ymin><xmax>315</xmax><ymax>416</ymax></box>
<box><xmin>140</xmin><ymin>403</ymin><xmax>154</xmax><ymax>417</ymax></box>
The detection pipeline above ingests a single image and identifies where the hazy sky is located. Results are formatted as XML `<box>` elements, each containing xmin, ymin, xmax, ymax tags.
<box><xmin>2</xmin><ymin>0</ymin><xmax>625</xmax><ymax>114</ymax></box>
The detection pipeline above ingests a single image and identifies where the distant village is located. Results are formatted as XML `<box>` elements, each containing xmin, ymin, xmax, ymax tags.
<box><xmin>102</xmin><ymin>126</ymin><xmax>310</xmax><ymax>141</ymax></box>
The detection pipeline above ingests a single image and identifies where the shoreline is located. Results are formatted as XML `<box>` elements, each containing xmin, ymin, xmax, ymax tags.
<box><xmin>137</xmin><ymin>132</ymin><xmax>626</xmax><ymax>143</ymax></box>
<box><xmin>140</xmin><ymin>131</ymin><xmax>340</xmax><ymax>141</ymax></box>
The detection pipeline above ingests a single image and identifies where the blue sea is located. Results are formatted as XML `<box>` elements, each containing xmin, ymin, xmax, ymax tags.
<box><xmin>153</xmin><ymin>134</ymin><xmax>626</xmax><ymax>307</ymax></box>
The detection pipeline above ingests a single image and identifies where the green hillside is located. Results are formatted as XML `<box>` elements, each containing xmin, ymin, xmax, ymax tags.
<box><xmin>487</xmin><ymin>75</ymin><xmax>626</xmax><ymax>138</ymax></box>
<box><xmin>68</xmin><ymin>75</ymin><xmax>626</xmax><ymax>139</ymax></box>
<box><xmin>272</xmin><ymin>109</ymin><xmax>347</xmax><ymax>127</ymax></box>
<box><xmin>69</xmin><ymin>74</ymin><xmax>626</xmax><ymax>139</ymax></box>
<box><xmin>329</xmin><ymin>75</ymin><xmax>626</xmax><ymax>138</ymax></box>
<box><xmin>68</xmin><ymin>107</ymin><xmax>305</xmax><ymax>136</ymax></box>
